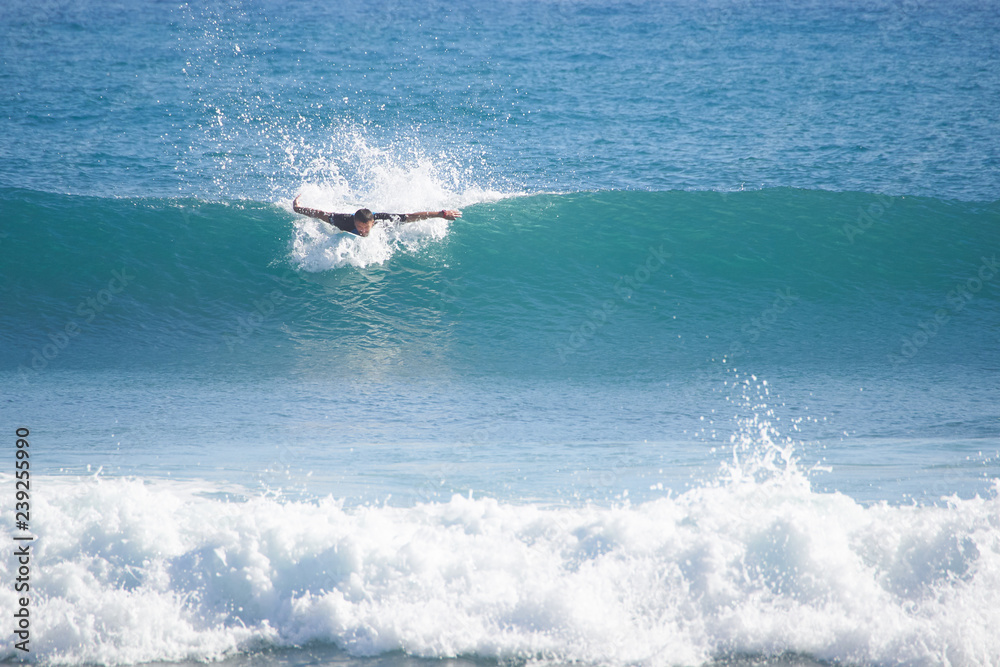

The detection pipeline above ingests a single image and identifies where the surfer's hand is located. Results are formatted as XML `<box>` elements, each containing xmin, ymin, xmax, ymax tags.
<box><xmin>439</xmin><ymin>209</ymin><xmax>462</xmax><ymax>220</ymax></box>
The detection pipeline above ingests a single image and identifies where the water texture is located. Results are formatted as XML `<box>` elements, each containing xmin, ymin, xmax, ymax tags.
<box><xmin>1</xmin><ymin>0</ymin><xmax>999</xmax><ymax>665</ymax></box>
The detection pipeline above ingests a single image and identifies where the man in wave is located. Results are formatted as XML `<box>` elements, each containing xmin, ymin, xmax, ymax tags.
<box><xmin>293</xmin><ymin>195</ymin><xmax>462</xmax><ymax>237</ymax></box>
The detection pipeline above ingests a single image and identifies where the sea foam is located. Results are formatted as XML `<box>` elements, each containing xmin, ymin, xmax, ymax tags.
<box><xmin>284</xmin><ymin>126</ymin><xmax>520</xmax><ymax>270</ymax></box>
<box><xmin>1</xmin><ymin>458</ymin><xmax>998</xmax><ymax>666</ymax></box>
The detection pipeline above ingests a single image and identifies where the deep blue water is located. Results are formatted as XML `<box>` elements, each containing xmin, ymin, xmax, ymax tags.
<box><xmin>2</xmin><ymin>1</ymin><xmax>999</xmax><ymax>665</ymax></box>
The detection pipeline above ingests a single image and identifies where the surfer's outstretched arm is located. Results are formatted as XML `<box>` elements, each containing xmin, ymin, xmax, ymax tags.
<box><xmin>292</xmin><ymin>195</ymin><xmax>331</xmax><ymax>222</ymax></box>
<box><xmin>402</xmin><ymin>210</ymin><xmax>462</xmax><ymax>222</ymax></box>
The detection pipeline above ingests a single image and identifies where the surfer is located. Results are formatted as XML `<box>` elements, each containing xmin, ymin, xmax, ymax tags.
<box><xmin>292</xmin><ymin>195</ymin><xmax>462</xmax><ymax>237</ymax></box>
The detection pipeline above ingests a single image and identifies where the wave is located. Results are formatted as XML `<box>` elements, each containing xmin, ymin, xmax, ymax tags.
<box><xmin>2</xmin><ymin>186</ymin><xmax>998</xmax><ymax>377</ymax></box>
<box><xmin>1</xmin><ymin>435</ymin><xmax>997</xmax><ymax>667</ymax></box>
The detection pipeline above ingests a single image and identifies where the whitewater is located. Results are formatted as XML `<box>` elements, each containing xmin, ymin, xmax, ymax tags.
<box><xmin>2</xmin><ymin>468</ymin><xmax>1000</xmax><ymax>666</ymax></box>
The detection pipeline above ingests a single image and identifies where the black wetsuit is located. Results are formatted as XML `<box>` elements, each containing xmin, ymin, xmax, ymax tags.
<box><xmin>328</xmin><ymin>212</ymin><xmax>407</xmax><ymax>235</ymax></box>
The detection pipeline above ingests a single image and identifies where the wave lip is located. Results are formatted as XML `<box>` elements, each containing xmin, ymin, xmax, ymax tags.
<box><xmin>2</xmin><ymin>470</ymin><xmax>998</xmax><ymax>667</ymax></box>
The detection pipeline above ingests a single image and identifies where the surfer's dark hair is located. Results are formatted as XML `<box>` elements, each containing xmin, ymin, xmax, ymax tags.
<box><xmin>354</xmin><ymin>209</ymin><xmax>374</xmax><ymax>223</ymax></box>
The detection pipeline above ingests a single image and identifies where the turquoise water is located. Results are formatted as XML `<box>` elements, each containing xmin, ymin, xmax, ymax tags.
<box><xmin>2</xmin><ymin>1</ymin><xmax>1000</xmax><ymax>665</ymax></box>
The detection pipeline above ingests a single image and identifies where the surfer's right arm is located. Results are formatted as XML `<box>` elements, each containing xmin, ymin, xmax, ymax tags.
<box><xmin>292</xmin><ymin>195</ymin><xmax>331</xmax><ymax>222</ymax></box>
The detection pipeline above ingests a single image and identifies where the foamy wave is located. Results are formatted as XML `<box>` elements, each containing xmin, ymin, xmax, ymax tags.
<box><xmin>1</xmin><ymin>469</ymin><xmax>998</xmax><ymax>666</ymax></box>
<box><xmin>288</xmin><ymin>212</ymin><xmax>454</xmax><ymax>271</ymax></box>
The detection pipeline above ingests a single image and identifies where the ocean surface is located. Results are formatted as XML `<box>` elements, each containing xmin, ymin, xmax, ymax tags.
<box><xmin>2</xmin><ymin>0</ymin><xmax>1000</xmax><ymax>665</ymax></box>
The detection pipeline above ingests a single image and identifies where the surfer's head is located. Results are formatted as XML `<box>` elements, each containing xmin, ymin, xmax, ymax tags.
<box><xmin>353</xmin><ymin>209</ymin><xmax>375</xmax><ymax>236</ymax></box>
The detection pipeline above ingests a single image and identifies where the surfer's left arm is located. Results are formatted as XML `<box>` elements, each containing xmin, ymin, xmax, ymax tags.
<box><xmin>401</xmin><ymin>210</ymin><xmax>462</xmax><ymax>222</ymax></box>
